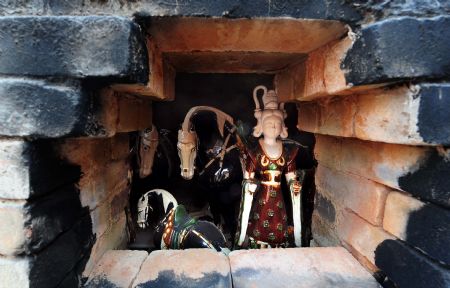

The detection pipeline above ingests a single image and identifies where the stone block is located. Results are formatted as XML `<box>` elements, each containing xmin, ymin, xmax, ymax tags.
<box><xmin>0</xmin><ymin>184</ymin><xmax>87</xmax><ymax>256</ymax></box>
<box><xmin>315</xmin><ymin>135</ymin><xmax>450</xmax><ymax>208</ymax></box>
<box><xmin>0</xmin><ymin>79</ymin><xmax>152</xmax><ymax>138</ymax></box>
<box><xmin>316</xmin><ymin>165</ymin><xmax>389</xmax><ymax>225</ymax></box>
<box><xmin>337</xmin><ymin>210</ymin><xmax>395</xmax><ymax>266</ymax></box>
<box><xmin>0</xmin><ymin>16</ymin><xmax>148</xmax><ymax>82</ymax></box>
<box><xmin>112</xmin><ymin>39</ymin><xmax>176</xmax><ymax>100</ymax></box>
<box><xmin>0</xmin><ymin>139</ymin><xmax>81</xmax><ymax>199</ymax></box>
<box><xmin>85</xmin><ymin>250</ymin><xmax>148</xmax><ymax>288</ymax></box>
<box><xmin>375</xmin><ymin>240</ymin><xmax>450</xmax><ymax>288</ymax></box>
<box><xmin>0</xmin><ymin>215</ymin><xmax>95</xmax><ymax>288</ymax></box>
<box><xmin>1</xmin><ymin>1</ymin><xmax>362</xmax><ymax>22</ymax></box>
<box><xmin>314</xmin><ymin>192</ymin><xmax>336</xmax><ymax>223</ymax></box>
<box><xmin>0</xmin><ymin>78</ymin><xmax>87</xmax><ymax>138</ymax></box>
<box><xmin>311</xmin><ymin>212</ymin><xmax>340</xmax><ymax>247</ymax></box>
<box><xmin>83</xmin><ymin>215</ymin><xmax>128</xmax><ymax>278</ymax></box>
<box><xmin>355</xmin><ymin>84</ymin><xmax>450</xmax><ymax>145</ymax></box>
<box><xmin>0</xmin><ymin>256</ymin><xmax>30</xmax><ymax>288</ymax></box>
<box><xmin>303</xmin><ymin>36</ymin><xmax>356</xmax><ymax>100</ymax></box>
<box><xmin>316</xmin><ymin>96</ymin><xmax>356</xmax><ymax>137</ymax></box>
<box><xmin>229</xmin><ymin>247</ymin><xmax>380</xmax><ymax>288</ymax></box>
<box><xmin>383</xmin><ymin>191</ymin><xmax>450</xmax><ymax>265</ymax></box>
<box><xmin>296</xmin><ymin>101</ymin><xmax>319</xmax><ymax>131</ymax></box>
<box><xmin>299</xmin><ymin>84</ymin><xmax>450</xmax><ymax>145</ymax></box>
<box><xmin>132</xmin><ymin>249</ymin><xmax>231</xmax><ymax>288</ymax></box>
<box><xmin>61</xmin><ymin>138</ymin><xmax>131</xmax><ymax>210</ymax></box>
<box><xmin>343</xmin><ymin>16</ymin><xmax>450</xmax><ymax>85</ymax></box>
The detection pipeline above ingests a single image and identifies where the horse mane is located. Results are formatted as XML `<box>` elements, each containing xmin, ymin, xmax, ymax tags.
<box><xmin>181</xmin><ymin>106</ymin><xmax>234</xmax><ymax>137</ymax></box>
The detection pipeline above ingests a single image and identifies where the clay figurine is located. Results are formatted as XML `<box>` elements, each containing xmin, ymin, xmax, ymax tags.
<box><xmin>236</xmin><ymin>85</ymin><xmax>303</xmax><ymax>248</ymax></box>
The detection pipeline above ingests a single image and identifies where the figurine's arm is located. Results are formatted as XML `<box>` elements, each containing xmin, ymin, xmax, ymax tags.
<box><xmin>285</xmin><ymin>160</ymin><xmax>302</xmax><ymax>247</ymax></box>
<box><xmin>236</xmin><ymin>153</ymin><xmax>257</xmax><ymax>247</ymax></box>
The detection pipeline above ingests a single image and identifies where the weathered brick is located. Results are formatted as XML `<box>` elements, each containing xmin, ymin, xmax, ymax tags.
<box><xmin>0</xmin><ymin>79</ymin><xmax>152</xmax><ymax>138</ymax></box>
<box><xmin>132</xmin><ymin>249</ymin><xmax>231</xmax><ymax>288</ymax></box>
<box><xmin>90</xmin><ymin>183</ymin><xmax>130</xmax><ymax>239</ymax></box>
<box><xmin>83</xmin><ymin>215</ymin><xmax>127</xmax><ymax>278</ymax></box>
<box><xmin>0</xmin><ymin>256</ymin><xmax>30</xmax><ymax>288</ymax></box>
<box><xmin>61</xmin><ymin>138</ymin><xmax>131</xmax><ymax>209</ymax></box>
<box><xmin>297</xmin><ymin>102</ymin><xmax>319</xmax><ymax>133</ymax></box>
<box><xmin>315</xmin><ymin>135</ymin><xmax>450</xmax><ymax>208</ymax></box>
<box><xmin>29</xmin><ymin>215</ymin><xmax>94</xmax><ymax>288</ymax></box>
<box><xmin>0</xmin><ymin>1</ymin><xmax>362</xmax><ymax>22</ymax></box>
<box><xmin>0</xmin><ymin>16</ymin><xmax>148</xmax><ymax>82</ymax></box>
<box><xmin>0</xmin><ymin>78</ymin><xmax>87</xmax><ymax>138</ymax></box>
<box><xmin>230</xmin><ymin>247</ymin><xmax>380</xmax><ymax>287</ymax></box>
<box><xmin>0</xmin><ymin>215</ymin><xmax>95</xmax><ymax>288</ymax></box>
<box><xmin>338</xmin><ymin>210</ymin><xmax>395</xmax><ymax>266</ymax></box>
<box><xmin>316</xmin><ymin>165</ymin><xmax>389</xmax><ymax>225</ymax></box>
<box><xmin>343</xmin><ymin>16</ymin><xmax>450</xmax><ymax>85</ymax></box>
<box><xmin>0</xmin><ymin>184</ymin><xmax>87</xmax><ymax>256</ymax></box>
<box><xmin>316</xmin><ymin>96</ymin><xmax>356</xmax><ymax>137</ymax></box>
<box><xmin>299</xmin><ymin>84</ymin><xmax>450</xmax><ymax>145</ymax></box>
<box><xmin>311</xmin><ymin>212</ymin><xmax>340</xmax><ymax>247</ymax></box>
<box><xmin>383</xmin><ymin>191</ymin><xmax>450</xmax><ymax>265</ymax></box>
<box><xmin>355</xmin><ymin>84</ymin><xmax>450</xmax><ymax>145</ymax></box>
<box><xmin>0</xmin><ymin>139</ymin><xmax>81</xmax><ymax>199</ymax></box>
<box><xmin>375</xmin><ymin>240</ymin><xmax>450</xmax><ymax>288</ymax></box>
<box><xmin>303</xmin><ymin>36</ymin><xmax>356</xmax><ymax>100</ymax></box>
<box><xmin>314</xmin><ymin>192</ymin><xmax>336</xmax><ymax>223</ymax></box>
<box><xmin>85</xmin><ymin>250</ymin><xmax>148</xmax><ymax>288</ymax></box>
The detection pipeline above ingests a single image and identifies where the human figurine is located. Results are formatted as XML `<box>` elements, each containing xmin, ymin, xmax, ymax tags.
<box><xmin>236</xmin><ymin>85</ymin><xmax>303</xmax><ymax>248</ymax></box>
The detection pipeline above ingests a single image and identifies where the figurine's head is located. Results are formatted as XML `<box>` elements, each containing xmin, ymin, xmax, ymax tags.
<box><xmin>252</xmin><ymin>85</ymin><xmax>288</xmax><ymax>139</ymax></box>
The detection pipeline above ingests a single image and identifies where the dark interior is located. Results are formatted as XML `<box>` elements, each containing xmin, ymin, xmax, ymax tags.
<box><xmin>128</xmin><ymin>73</ymin><xmax>316</xmax><ymax>250</ymax></box>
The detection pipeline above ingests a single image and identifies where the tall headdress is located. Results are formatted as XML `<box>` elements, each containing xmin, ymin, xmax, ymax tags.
<box><xmin>252</xmin><ymin>85</ymin><xmax>288</xmax><ymax>138</ymax></box>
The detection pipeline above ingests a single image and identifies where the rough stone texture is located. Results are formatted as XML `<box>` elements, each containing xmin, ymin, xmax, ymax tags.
<box><xmin>311</xmin><ymin>212</ymin><xmax>340</xmax><ymax>247</ymax></box>
<box><xmin>375</xmin><ymin>240</ymin><xmax>450</xmax><ymax>288</ymax></box>
<box><xmin>0</xmin><ymin>80</ymin><xmax>152</xmax><ymax>138</ymax></box>
<box><xmin>316</xmin><ymin>165</ymin><xmax>389</xmax><ymax>226</ymax></box>
<box><xmin>132</xmin><ymin>249</ymin><xmax>231</xmax><ymax>288</ymax></box>
<box><xmin>0</xmin><ymin>184</ymin><xmax>87</xmax><ymax>256</ymax></box>
<box><xmin>0</xmin><ymin>139</ymin><xmax>82</xmax><ymax>199</ymax></box>
<box><xmin>298</xmin><ymin>84</ymin><xmax>450</xmax><ymax>146</ymax></box>
<box><xmin>383</xmin><ymin>191</ymin><xmax>450</xmax><ymax>265</ymax></box>
<box><xmin>85</xmin><ymin>250</ymin><xmax>148</xmax><ymax>288</ymax></box>
<box><xmin>314</xmin><ymin>192</ymin><xmax>336</xmax><ymax>223</ymax></box>
<box><xmin>0</xmin><ymin>256</ymin><xmax>30</xmax><ymax>288</ymax></box>
<box><xmin>229</xmin><ymin>247</ymin><xmax>380</xmax><ymax>288</ymax></box>
<box><xmin>0</xmin><ymin>215</ymin><xmax>95</xmax><ymax>288</ymax></box>
<box><xmin>338</xmin><ymin>210</ymin><xmax>395</xmax><ymax>267</ymax></box>
<box><xmin>0</xmin><ymin>78</ymin><xmax>88</xmax><ymax>138</ymax></box>
<box><xmin>0</xmin><ymin>1</ymin><xmax>362</xmax><ymax>22</ymax></box>
<box><xmin>83</xmin><ymin>215</ymin><xmax>128</xmax><ymax>279</ymax></box>
<box><xmin>0</xmin><ymin>16</ymin><xmax>148</xmax><ymax>83</ymax></box>
<box><xmin>343</xmin><ymin>16</ymin><xmax>450</xmax><ymax>85</ymax></box>
<box><xmin>350</xmin><ymin>0</ymin><xmax>450</xmax><ymax>21</ymax></box>
<box><xmin>315</xmin><ymin>135</ymin><xmax>450</xmax><ymax>208</ymax></box>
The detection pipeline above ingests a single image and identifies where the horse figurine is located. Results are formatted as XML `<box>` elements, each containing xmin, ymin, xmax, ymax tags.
<box><xmin>177</xmin><ymin>106</ymin><xmax>243</xmax><ymax>239</ymax></box>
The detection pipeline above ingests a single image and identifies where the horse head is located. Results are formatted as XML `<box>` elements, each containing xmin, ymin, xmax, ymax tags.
<box><xmin>177</xmin><ymin>128</ymin><xmax>198</xmax><ymax>180</ymax></box>
<box><xmin>138</xmin><ymin>125</ymin><xmax>159</xmax><ymax>178</ymax></box>
<box><xmin>177</xmin><ymin>106</ymin><xmax>234</xmax><ymax>180</ymax></box>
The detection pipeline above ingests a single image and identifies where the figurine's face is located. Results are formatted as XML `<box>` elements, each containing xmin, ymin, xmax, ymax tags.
<box><xmin>262</xmin><ymin>114</ymin><xmax>282</xmax><ymax>139</ymax></box>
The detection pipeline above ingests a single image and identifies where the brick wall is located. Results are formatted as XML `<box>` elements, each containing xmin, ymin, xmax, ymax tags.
<box><xmin>0</xmin><ymin>16</ymin><xmax>151</xmax><ymax>287</ymax></box>
<box><xmin>296</xmin><ymin>16</ymin><xmax>450</xmax><ymax>287</ymax></box>
<box><xmin>0</xmin><ymin>1</ymin><xmax>449</xmax><ymax>288</ymax></box>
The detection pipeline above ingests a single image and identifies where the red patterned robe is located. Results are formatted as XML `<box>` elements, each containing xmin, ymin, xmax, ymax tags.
<box><xmin>242</xmin><ymin>141</ymin><xmax>299</xmax><ymax>247</ymax></box>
